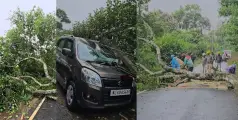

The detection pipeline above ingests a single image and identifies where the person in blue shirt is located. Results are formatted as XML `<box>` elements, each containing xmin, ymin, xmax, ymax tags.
<box><xmin>226</xmin><ymin>64</ymin><xmax>236</xmax><ymax>74</ymax></box>
<box><xmin>170</xmin><ymin>55</ymin><xmax>180</xmax><ymax>70</ymax></box>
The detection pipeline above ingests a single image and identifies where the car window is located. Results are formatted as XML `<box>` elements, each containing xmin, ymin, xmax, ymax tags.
<box><xmin>77</xmin><ymin>42</ymin><xmax>99</xmax><ymax>61</ymax></box>
<box><xmin>58</xmin><ymin>39</ymin><xmax>65</xmax><ymax>49</ymax></box>
<box><xmin>64</xmin><ymin>40</ymin><xmax>73</xmax><ymax>51</ymax></box>
<box><xmin>77</xmin><ymin>42</ymin><xmax>116</xmax><ymax>63</ymax></box>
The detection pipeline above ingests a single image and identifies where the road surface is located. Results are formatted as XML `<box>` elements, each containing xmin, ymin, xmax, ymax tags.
<box><xmin>137</xmin><ymin>63</ymin><xmax>238</xmax><ymax>120</ymax></box>
<box><xmin>137</xmin><ymin>88</ymin><xmax>238</xmax><ymax>120</ymax></box>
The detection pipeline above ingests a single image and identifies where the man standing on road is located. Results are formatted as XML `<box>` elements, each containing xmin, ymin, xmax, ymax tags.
<box><xmin>206</xmin><ymin>51</ymin><xmax>214</xmax><ymax>73</ymax></box>
<box><xmin>184</xmin><ymin>53</ymin><xmax>194</xmax><ymax>72</ymax></box>
<box><xmin>216</xmin><ymin>52</ymin><xmax>222</xmax><ymax>71</ymax></box>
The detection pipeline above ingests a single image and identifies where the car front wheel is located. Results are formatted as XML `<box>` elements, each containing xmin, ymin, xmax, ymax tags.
<box><xmin>65</xmin><ymin>81</ymin><xmax>78</xmax><ymax>111</ymax></box>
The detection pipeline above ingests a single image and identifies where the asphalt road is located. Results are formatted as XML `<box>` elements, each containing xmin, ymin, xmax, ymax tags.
<box><xmin>34</xmin><ymin>82</ymin><xmax>136</xmax><ymax>120</ymax></box>
<box><xmin>137</xmin><ymin>62</ymin><xmax>238</xmax><ymax>120</ymax></box>
<box><xmin>137</xmin><ymin>88</ymin><xmax>238</xmax><ymax>120</ymax></box>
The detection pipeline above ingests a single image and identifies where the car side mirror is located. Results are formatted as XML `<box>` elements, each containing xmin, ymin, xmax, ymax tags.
<box><xmin>62</xmin><ymin>48</ymin><xmax>73</xmax><ymax>57</ymax></box>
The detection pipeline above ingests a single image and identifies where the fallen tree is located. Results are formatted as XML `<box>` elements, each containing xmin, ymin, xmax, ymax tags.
<box><xmin>1</xmin><ymin>56</ymin><xmax>57</xmax><ymax>99</ymax></box>
<box><xmin>135</xmin><ymin>20</ymin><xmax>238</xmax><ymax>88</ymax></box>
<box><xmin>0</xmin><ymin>7</ymin><xmax>58</xmax><ymax>112</ymax></box>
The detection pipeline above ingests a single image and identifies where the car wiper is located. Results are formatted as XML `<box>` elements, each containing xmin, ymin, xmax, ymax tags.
<box><xmin>86</xmin><ymin>60</ymin><xmax>111</xmax><ymax>65</ymax></box>
<box><xmin>86</xmin><ymin>60</ymin><xmax>101</xmax><ymax>64</ymax></box>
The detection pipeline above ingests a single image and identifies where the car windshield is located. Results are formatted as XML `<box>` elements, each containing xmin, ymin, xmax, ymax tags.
<box><xmin>77</xmin><ymin>41</ymin><xmax>118</xmax><ymax>64</ymax></box>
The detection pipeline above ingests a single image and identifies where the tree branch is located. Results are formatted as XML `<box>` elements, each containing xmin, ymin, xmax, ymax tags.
<box><xmin>18</xmin><ymin>76</ymin><xmax>52</xmax><ymax>87</ymax></box>
<box><xmin>136</xmin><ymin>63</ymin><xmax>165</xmax><ymax>75</ymax></box>
<box><xmin>32</xmin><ymin>89</ymin><xmax>57</xmax><ymax>95</ymax></box>
<box><xmin>8</xmin><ymin>75</ymin><xmax>57</xmax><ymax>99</ymax></box>
<box><xmin>14</xmin><ymin>57</ymin><xmax>56</xmax><ymax>83</ymax></box>
<box><xmin>1</xmin><ymin>56</ymin><xmax>55</xmax><ymax>83</ymax></box>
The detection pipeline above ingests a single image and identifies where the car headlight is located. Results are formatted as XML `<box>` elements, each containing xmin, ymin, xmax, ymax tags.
<box><xmin>81</xmin><ymin>68</ymin><xmax>102</xmax><ymax>87</ymax></box>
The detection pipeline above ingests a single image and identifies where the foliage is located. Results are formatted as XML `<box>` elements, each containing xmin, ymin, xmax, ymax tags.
<box><xmin>72</xmin><ymin>0</ymin><xmax>137</xmax><ymax>59</ymax></box>
<box><xmin>137</xmin><ymin>71</ymin><xmax>160</xmax><ymax>91</ymax></box>
<box><xmin>219</xmin><ymin>0</ymin><xmax>238</xmax><ymax>51</ymax></box>
<box><xmin>3</xmin><ymin>7</ymin><xmax>56</xmax><ymax>72</ymax></box>
<box><xmin>136</xmin><ymin>3</ymin><xmax>217</xmax><ymax>90</ymax></box>
<box><xmin>172</xmin><ymin>4</ymin><xmax>211</xmax><ymax>31</ymax></box>
<box><xmin>155</xmin><ymin>32</ymin><xmax>194</xmax><ymax>62</ymax></box>
<box><xmin>143</xmin><ymin>10</ymin><xmax>177</xmax><ymax>37</ymax></box>
<box><xmin>0</xmin><ymin>7</ymin><xmax>56</xmax><ymax>112</ymax></box>
<box><xmin>137</xmin><ymin>3</ymin><xmax>212</xmax><ymax>65</ymax></box>
<box><xmin>56</xmin><ymin>8</ymin><xmax>71</xmax><ymax>30</ymax></box>
<box><xmin>137</xmin><ymin>40</ymin><xmax>162</xmax><ymax>71</ymax></box>
<box><xmin>0</xmin><ymin>76</ymin><xmax>32</xmax><ymax>112</ymax></box>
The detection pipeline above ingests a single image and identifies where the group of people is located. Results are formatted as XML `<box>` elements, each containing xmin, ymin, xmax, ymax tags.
<box><xmin>170</xmin><ymin>53</ymin><xmax>194</xmax><ymax>72</ymax></box>
<box><xmin>170</xmin><ymin>50</ymin><xmax>236</xmax><ymax>74</ymax></box>
<box><xmin>202</xmin><ymin>50</ymin><xmax>221</xmax><ymax>74</ymax></box>
<box><xmin>170</xmin><ymin>51</ymin><xmax>236</xmax><ymax>74</ymax></box>
<box><xmin>202</xmin><ymin>50</ymin><xmax>236</xmax><ymax>74</ymax></box>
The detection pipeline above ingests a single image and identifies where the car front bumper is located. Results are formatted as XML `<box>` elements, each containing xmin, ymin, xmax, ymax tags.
<box><xmin>75</xmin><ymin>81</ymin><xmax>136</xmax><ymax>109</ymax></box>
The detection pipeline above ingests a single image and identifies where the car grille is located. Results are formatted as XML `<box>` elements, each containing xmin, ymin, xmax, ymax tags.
<box><xmin>102</xmin><ymin>78</ymin><xmax>132</xmax><ymax>87</ymax></box>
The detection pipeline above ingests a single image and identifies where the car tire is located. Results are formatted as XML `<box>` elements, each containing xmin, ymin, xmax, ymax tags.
<box><xmin>65</xmin><ymin>81</ymin><xmax>78</xmax><ymax>111</ymax></box>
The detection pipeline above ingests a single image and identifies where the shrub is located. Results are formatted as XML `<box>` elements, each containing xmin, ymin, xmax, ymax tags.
<box><xmin>0</xmin><ymin>76</ymin><xmax>31</xmax><ymax>112</ymax></box>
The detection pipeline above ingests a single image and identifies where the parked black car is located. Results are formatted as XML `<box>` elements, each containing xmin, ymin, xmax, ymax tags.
<box><xmin>56</xmin><ymin>36</ymin><xmax>136</xmax><ymax>111</ymax></box>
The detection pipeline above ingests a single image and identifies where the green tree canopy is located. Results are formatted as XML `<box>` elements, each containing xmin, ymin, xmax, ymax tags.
<box><xmin>73</xmin><ymin>0</ymin><xmax>137</xmax><ymax>58</ymax></box>
<box><xmin>219</xmin><ymin>0</ymin><xmax>238</xmax><ymax>50</ymax></box>
<box><xmin>172</xmin><ymin>4</ymin><xmax>211</xmax><ymax>31</ymax></box>
<box><xmin>56</xmin><ymin>8</ymin><xmax>71</xmax><ymax>30</ymax></box>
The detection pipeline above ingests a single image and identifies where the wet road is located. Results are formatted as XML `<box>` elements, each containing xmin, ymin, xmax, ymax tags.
<box><xmin>137</xmin><ymin>63</ymin><xmax>238</xmax><ymax>120</ymax></box>
<box><xmin>34</xmin><ymin>82</ymin><xmax>136</xmax><ymax>120</ymax></box>
<box><xmin>137</xmin><ymin>88</ymin><xmax>238</xmax><ymax>120</ymax></box>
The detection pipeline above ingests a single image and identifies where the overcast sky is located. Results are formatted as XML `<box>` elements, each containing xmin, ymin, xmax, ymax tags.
<box><xmin>57</xmin><ymin>0</ymin><xmax>221</xmax><ymax>30</ymax></box>
<box><xmin>57</xmin><ymin>0</ymin><xmax>107</xmax><ymax>30</ymax></box>
<box><xmin>0</xmin><ymin>0</ymin><xmax>221</xmax><ymax>35</ymax></box>
<box><xmin>149</xmin><ymin>0</ymin><xmax>221</xmax><ymax>30</ymax></box>
<box><xmin>0</xmin><ymin>0</ymin><xmax>56</xmax><ymax>36</ymax></box>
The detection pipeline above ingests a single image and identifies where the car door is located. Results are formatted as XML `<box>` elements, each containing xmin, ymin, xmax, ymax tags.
<box><xmin>61</xmin><ymin>39</ymin><xmax>74</xmax><ymax>87</ymax></box>
<box><xmin>56</xmin><ymin>38</ymin><xmax>67</xmax><ymax>86</ymax></box>
<box><xmin>56</xmin><ymin>38</ymin><xmax>65</xmax><ymax>76</ymax></box>
<box><xmin>64</xmin><ymin>39</ymin><xmax>75</xmax><ymax>71</ymax></box>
